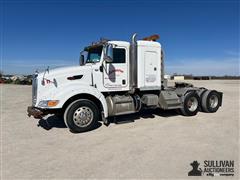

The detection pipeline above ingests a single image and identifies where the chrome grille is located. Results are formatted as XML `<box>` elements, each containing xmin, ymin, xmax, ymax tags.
<box><xmin>32</xmin><ymin>75</ymin><xmax>38</xmax><ymax>106</ymax></box>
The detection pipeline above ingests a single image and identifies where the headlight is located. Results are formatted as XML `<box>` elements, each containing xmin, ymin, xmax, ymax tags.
<box><xmin>38</xmin><ymin>100</ymin><xmax>59</xmax><ymax>107</ymax></box>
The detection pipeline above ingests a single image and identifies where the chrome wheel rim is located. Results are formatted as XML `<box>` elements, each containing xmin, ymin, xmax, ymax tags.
<box><xmin>209</xmin><ymin>94</ymin><xmax>218</xmax><ymax>108</ymax></box>
<box><xmin>73</xmin><ymin>106</ymin><xmax>93</xmax><ymax>127</ymax></box>
<box><xmin>187</xmin><ymin>97</ymin><xmax>198</xmax><ymax>112</ymax></box>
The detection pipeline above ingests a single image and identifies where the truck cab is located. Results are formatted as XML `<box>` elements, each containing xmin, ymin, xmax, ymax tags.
<box><xmin>28</xmin><ymin>33</ymin><xmax>223</xmax><ymax>133</ymax></box>
<box><xmin>84</xmin><ymin>41</ymin><xmax>131</xmax><ymax>92</ymax></box>
<box><xmin>81</xmin><ymin>40</ymin><xmax>162</xmax><ymax>92</ymax></box>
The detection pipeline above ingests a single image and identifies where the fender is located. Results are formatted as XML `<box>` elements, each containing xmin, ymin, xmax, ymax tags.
<box><xmin>51</xmin><ymin>84</ymin><xmax>108</xmax><ymax>118</ymax></box>
<box><xmin>174</xmin><ymin>87</ymin><xmax>200</xmax><ymax>97</ymax></box>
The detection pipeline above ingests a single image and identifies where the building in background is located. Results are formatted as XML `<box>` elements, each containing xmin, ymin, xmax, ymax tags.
<box><xmin>164</xmin><ymin>74</ymin><xmax>171</xmax><ymax>80</ymax></box>
<box><xmin>173</xmin><ymin>75</ymin><xmax>185</xmax><ymax>81</ymax></box>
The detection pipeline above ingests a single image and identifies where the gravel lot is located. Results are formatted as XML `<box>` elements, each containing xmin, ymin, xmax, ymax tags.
<box><xmin>1</xmin><ymin>80</ymin><xmax>239</xmax><ymax>179</ymax></box>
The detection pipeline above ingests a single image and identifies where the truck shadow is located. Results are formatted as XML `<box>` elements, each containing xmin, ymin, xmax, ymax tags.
<box><xmin>37</xmin><ymin>109</ymin><xmax>179</xmax><ymax>131</ymax></box>
<box><xmin>37</xmin><ymin>115</ymin><xmax>102</xmax><ymax>132</ymax></box>
<box><xmin>37</xmin><ymin>116</ymin><xmax>67</xmax><ymax>131</ymax></box>
<box><xmin>108</xmin><ymin>109</ymin><xmax>179</xmax><ymax>124</ymax></box>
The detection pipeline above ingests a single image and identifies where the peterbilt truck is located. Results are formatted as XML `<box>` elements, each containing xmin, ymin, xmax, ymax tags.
<box><xmin>27</xmin><ymin>33</ymin><xmax>223</xmax><ymax>133</ymax></box>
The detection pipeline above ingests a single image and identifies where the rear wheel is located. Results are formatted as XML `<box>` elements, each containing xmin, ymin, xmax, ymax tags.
<box><xmin>64</xmin><ymin>99</ymin><xmax>99</xmax><ymax>133</ymax></box>
<box><xmin>180</xmin><ymin>91</ymin><xmax>200</xmax><ymax>116</ymax></box>
<box><xmin>201</xmin><ymin>90</ymin><xmax>221</xmax><ymax>113</ymax></box>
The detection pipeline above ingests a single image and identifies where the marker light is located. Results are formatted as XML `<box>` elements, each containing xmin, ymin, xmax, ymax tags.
<box><xmin>142</xmin><ymin>34</ymin><xmax>160</xmax><ymax>41</ymax></box>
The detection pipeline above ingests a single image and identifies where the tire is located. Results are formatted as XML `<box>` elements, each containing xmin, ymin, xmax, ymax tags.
<box><xmin>201</xmin><ymin>90</ymin><xmax>221</xmax><ymax>113</ymax></box>
<box><xmin>64</xmin><ymin>99</ymin><xmax>99</xmax><ymax>133</ymax></box>
<box><xmin>180</xmin><ymin>91</ymin><xmax>200</xmax><ymax>116</ymax></box>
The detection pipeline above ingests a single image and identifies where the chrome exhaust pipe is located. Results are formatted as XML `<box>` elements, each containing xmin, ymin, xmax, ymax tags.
<box><xmin>129</xmin><ymin>33</ymin><xmax>138</xmax><ymax>93</ymax></box>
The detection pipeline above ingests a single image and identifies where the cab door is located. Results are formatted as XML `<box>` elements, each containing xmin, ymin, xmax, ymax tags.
<box><xmin>103</xmin><ymin>47</ymin><xmax>128</xmax><ymax>91</ymax></box>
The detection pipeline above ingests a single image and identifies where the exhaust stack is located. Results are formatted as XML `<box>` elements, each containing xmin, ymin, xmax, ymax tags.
<box><xmin>129</xmin><ymin>33</ymin><xmax>138</xmax><ymax>93</ymax></box>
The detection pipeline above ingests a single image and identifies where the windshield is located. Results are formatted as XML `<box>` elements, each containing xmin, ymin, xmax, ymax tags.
<box><xmin>86</xmin><ymin>46</ymin><xmax>103</xmax><ymax>63</ymax></box>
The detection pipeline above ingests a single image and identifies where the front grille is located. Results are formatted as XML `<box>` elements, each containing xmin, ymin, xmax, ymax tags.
<box><xmin>32</xmin><ymin>75</ymin><xmax>38</xmax><ymax>106</ymax></box>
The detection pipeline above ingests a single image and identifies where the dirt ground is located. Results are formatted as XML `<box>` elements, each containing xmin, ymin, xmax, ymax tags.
<box><xmin>1</xmin><ymin>80</ymin><xmax>239</xmax><ymax>179</ymax></box>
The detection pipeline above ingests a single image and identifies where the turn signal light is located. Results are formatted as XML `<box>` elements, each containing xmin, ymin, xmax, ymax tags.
<box><xmin>47</xmin><ymin>100</ymin><xmax>59</xmax><ymax>107</ymax></box>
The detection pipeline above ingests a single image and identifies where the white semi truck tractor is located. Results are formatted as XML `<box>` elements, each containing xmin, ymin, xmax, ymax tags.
<box><xmin>27</xmin><ymin>33</ymin><xmax>223</xmax><ymax>133</ymax></box>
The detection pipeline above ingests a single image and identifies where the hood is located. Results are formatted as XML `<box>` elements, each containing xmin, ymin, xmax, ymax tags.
<box><xmin>37</xmin><ymin>65</ymin><xmax>93</xmax><ymax>87</ymax></box>
<box><xmin>39</xmin><ymin>65</ymin><xmax>92</xmax><ymax>77</ymax></box>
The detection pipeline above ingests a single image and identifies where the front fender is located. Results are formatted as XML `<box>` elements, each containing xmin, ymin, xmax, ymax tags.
<box><xmin>51</xmin><ymin>84</ymin><xmax>108</xmax><ymax>118</ymax></box>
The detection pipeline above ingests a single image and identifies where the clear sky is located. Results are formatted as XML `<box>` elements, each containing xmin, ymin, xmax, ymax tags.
<box><xmin>1</xmin><ymin>0</ymin><xmax>239</xmax><ymax>75</ymax></box>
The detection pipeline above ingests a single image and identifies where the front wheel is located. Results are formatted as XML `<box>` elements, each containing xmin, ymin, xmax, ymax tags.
<box><xmin>64</xmin><ymin>99</ymin><xmax>99</xmax><ymax>133</ymax></box>
<box><xmin>180</xmin><ymin>91</ymin><xmax>200</xmax><ymax>116</ymax></box>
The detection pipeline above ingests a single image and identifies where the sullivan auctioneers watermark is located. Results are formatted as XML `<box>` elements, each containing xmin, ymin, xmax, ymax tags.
<box><xmin>188</xmin><ymin>160</ymin><xmax>234</xmax><ymax>177</ymax></box>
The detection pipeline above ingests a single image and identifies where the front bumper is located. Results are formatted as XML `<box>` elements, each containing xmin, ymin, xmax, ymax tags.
<box><xmin>27</xmin><ymin>106</ymin><xmax>44</xmax><ymax>119</ymax></box>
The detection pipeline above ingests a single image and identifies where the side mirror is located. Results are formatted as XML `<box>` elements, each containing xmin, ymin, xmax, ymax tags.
<box><xmin>104</xmin><ymin>44</ymin><xmax>113</xmax><ymax>63</ymax></box>
<box><xmin>79</xmin><ymin>51</ymin><xmax>88</xmax><ymax>66</ymax></box>
<box><xmin>80</xmin><ymin>55</ymin><xmax>84</xmax><ymax>66</ymax></box>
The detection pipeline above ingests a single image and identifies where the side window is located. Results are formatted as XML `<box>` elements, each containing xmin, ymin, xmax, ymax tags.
<box><xmin>112</xmin><ymin>48</ymin><xmax>126</xmax><ymax>63</ymax></box>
